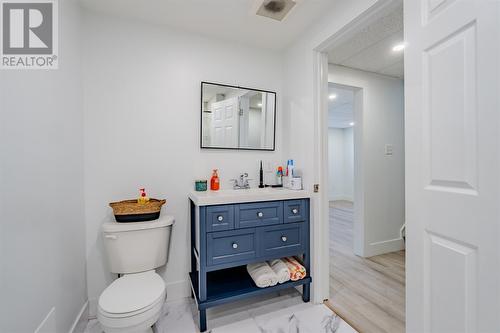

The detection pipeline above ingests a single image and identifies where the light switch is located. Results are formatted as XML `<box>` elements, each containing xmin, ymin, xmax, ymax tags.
<box><xmin>385</xmin><ymin>144</ymin><xmax>394</xmax><ymax>156</ymax></box>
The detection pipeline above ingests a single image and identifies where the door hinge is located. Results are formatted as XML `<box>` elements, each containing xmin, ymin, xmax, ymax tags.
<box><xmin>313</xmin><ymin>184</ymin><xmax>319</xmax><ymax>193</ymax></box>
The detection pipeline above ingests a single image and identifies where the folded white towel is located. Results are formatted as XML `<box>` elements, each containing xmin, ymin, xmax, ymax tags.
<box><xmin>267</xmin><ymin>259</ymin><xmax>290</xmax><ymax>284</ymax></box>
<box><xmin>247</xmin><ymin>262</ymin><xmax>278</xmax><ymax>288</ymax></box>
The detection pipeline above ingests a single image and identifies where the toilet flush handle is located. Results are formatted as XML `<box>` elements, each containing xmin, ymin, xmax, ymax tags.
<box><xmin>105</xmin><ymin>234</ymin><xmax>117</xmax><ymax>240</ymax></box>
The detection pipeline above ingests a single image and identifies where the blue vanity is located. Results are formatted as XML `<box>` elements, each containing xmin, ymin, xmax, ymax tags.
<box><xmin>188</xmin><ymin>189</ymin><xmax>312</xmax><ymax>332</ymax></box>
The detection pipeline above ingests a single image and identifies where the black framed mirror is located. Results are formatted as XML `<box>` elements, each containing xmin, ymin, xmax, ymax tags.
<box><xmin>200</xmin><ymin>82</ymin><xmax>276</xmax><ymax>151</ymax></box>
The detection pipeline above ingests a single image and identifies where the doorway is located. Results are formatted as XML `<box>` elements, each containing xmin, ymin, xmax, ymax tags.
<box><xmin>324</xmin><ymin>2</ymin><xmax>406</xmax><ymax>332</ymax></box>
<box><xmin>307</xmin><ymin>0</ymin><xmax>500</xmax><ymax>331</ymax></box>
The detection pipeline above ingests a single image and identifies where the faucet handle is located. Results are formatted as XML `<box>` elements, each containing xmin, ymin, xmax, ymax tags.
<box><xmin>232</xmin><ymin>173</ymin><xmax>251</xmax><ymax>189</ymax></box>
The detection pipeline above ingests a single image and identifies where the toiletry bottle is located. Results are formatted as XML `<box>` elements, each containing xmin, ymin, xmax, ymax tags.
<box><xmin>138</xmin><ymin>188</ymin><xmax>149</xmax><ymax>204</ymax></box>
<box><xmin>287</xmin><ymin>160</ymin><xmax>295</xmax><ymax>178</ymax></box>
<box><xmin>289</xmin><ymin>160</ymin><xmax>295</xmax><ymax>177</ymax></box>
<box><xmin>210</xmin><ymin>169</ymin><xmax>220</xmax><ymax>191</ymax></box>
<box><xmin>277</xmin><ymin>166</ymin><xmax>283</xmax><ymax>186</ymax></box>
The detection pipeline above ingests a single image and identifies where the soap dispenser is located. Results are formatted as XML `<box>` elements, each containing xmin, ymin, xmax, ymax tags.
<box><xmin>210</xmin><ymin>169</ymin><xmax>220</xmax><ymax>191</ymax></box>
<box><xmin>138</xmin><ymin>188</ymin><xmax>149</xmax><ymax>204</ymax></box>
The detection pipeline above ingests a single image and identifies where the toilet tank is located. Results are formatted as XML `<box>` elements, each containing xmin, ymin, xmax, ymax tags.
<box><xmin>102</xmin><ymin>216</ymin><xmax>174</xmax><ymax>274</ymax></box>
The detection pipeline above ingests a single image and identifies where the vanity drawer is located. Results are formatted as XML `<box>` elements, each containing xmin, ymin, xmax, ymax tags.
<box><xmin>257</xmin><ymin>223</ymin><xmax>305</xmax><ymax>258</ymax></box>
<box><xmin>284</xmin><ymin>200</ymin><xmax>307</xmax><ymax>223</ymax></box>
<box><xmin>206</xmin><ymin>205</ymin><xmax>234</xmax><ymax>232</ymax></box>
<box><xmin>206</xmin><ymin>229</ymin><xmax>256</xmax><ymax>266</ymax></box>
<box><xmin>236</xmin><ymin>201</ymin><xmax>283</xmax><ymax>229</ymax></box>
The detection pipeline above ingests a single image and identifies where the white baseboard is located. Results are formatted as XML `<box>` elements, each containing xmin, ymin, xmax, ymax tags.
<box><xmin>69</xmin><ymin>301</ymin><xmax>89</xmax><ymax>333</ymax></box>
<box><xmin>329</xmin><ymin>195</ymin><xmax>353</xmax><ymax>202</ymax></box>
<box><xmin>166</xmin><ymin>279</ymin><xmax>191</xmax><ymax>300</ymax></box>
<box><xmin>366</xmin><ymin>237</ymin><xmax>405</xmax><ymax>257</ymax></box>
<box><xmin>35</xmin><ymin>307</ymin><xmax>56</xmax><ymax>333</ymax></box>
<box><xmin>88</xmin><ymin>298</ymin><xmax>98</xmax><ymax>320</ymax></box>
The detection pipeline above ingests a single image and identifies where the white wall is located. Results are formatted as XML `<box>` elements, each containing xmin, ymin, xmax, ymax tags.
<box><xmin>0</xmin><ymin>1</ymin><xmax>87</xmax><ymax>332</ymax></box>
<box><xmin>82</xmin><ymin>10</ymin><xmax>284</xmax><ymax>315</ymax></box>
<box><xmin>329</xmin><ymin>65</ymin><xmax>405</xmax><ymax>257</ymax></box>
<box><xmin>282</xmin><ymin>0</ymin><xmax>379</xmax><ymax>301</ymax></box>
<box><xmin>344</xmin><ymin>127</ymin><xmax>354</xmax><ymax>200</ymax></box>
<box><xmin>328</xmin><ymin>127</ymin><xmax>353</xmax><ymax>201</ymax></box>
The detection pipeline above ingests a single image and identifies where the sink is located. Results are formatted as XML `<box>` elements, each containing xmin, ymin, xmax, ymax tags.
<box><xmin>234</xmin><ymin>187</ymin><xmax>283</xmax><ymax>192</ymax></box>
<box><xmin>189</xmin><ymin>187</ymin><xmax>309</xmax><ymax>206</ymax></box>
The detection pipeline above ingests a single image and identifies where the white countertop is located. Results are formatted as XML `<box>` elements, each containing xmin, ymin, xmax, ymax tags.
<box><xmin>189</xmin><ymin>187</ymin><xmax>310</xmax><ymax>206</ymax></box>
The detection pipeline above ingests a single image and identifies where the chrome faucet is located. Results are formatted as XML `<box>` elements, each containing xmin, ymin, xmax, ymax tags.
<box><xmin>230</xmin><ymin>173</ymin><xmax>251</xmax><ymax>190</ymax></box>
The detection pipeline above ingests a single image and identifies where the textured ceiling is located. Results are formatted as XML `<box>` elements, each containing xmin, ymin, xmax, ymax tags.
<box><xmin>328</xmin><ymin>83</ymin><xmax>354</xmax><ymax>129</ymax></box>
<box><xmin>327</xmin><ymin>3</ymin><xmax>404</xmax><ymax>78</ymax></box>
<box><xmin>79</xmin><ymin>0</ymin><xmax>340</xmax><ymax>50</ymax></box>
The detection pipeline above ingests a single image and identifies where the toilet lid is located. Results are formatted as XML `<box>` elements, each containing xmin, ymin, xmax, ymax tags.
<box><xmin>99</xmin><ymin>271</ymin><xmax>165</xmax><ymax>314</ymax></box>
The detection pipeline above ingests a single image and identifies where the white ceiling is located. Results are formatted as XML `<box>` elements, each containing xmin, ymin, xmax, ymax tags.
<box><xmin>79</xmin><ymin>0</ymin><xmax>339</xmax><ymax>50</ymax></box>
<box><xmin>328</xmin><ymin>83</ymin><xmax>354</xmax><ymax>129</ymax></box>
<box><xmin>327</xmin><ymin>3</ymin><xmax>404</xmax><ymax>78</ymax></box>
<box><xmin>202</xmin><ymin>84</ymin><xmax>238</xmax><ymax>102</ymax></box>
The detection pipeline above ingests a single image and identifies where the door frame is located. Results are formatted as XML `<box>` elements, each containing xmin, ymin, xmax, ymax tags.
<box><xmin>310</xmin><ymin>0</ymin><xmax>403</xmax><ymax>303</ymax></box>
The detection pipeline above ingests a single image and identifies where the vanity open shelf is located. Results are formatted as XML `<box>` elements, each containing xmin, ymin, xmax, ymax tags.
<box><xmin>189</xmin><ymin>265</ymin><xmax>312</xmax><ymax>309</ymax></box>
<box><xmin>189</xmin><ymin>189</ymin><xmax>311</xmax><ymax>332</ymax></box>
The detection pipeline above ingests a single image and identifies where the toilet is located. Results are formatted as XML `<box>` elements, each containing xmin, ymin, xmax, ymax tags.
<box><xmin>98</xmin><ymin>216</ymin><xmax>174</xmax><ymax>333</ymax></box>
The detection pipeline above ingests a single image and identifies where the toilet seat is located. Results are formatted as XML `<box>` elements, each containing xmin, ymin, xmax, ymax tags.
<box><xmin>98</xmin><ymin>271</ymin><xmax>165</xmax><ymax>317</ymax></box>
<box><xmin>98</xmin><ymin>298</ymin><xmax>164</xmax><ymax>333</ymax></box>
<box><xmin>99</xmin><ymin>293</ymin><xmax>164</xmax><ymax>319</ymax></box>
<box><xmin>98</xmin><ymin>271</ymin><xmax>166</xmax><ymax>333</ymax></box>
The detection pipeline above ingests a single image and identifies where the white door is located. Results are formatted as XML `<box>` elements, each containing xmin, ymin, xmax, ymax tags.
<box><xmin>405</xmin><ymin>1</ymin><xmax>500</xmax><ymax>332</ymax></box>
<box><xmin>211</xmin><ymin>97</ymin><xmax>239</xmax><ymax>147</ymax></box>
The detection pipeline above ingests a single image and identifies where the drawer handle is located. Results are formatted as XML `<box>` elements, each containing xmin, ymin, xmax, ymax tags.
<box><xmin>217</xmin><ymin>215</ymin><xmax>224</xmax><ymax>222</ymax></box>
<box><xmin>281</xmin><ymin>236</ymin><xmax>287</xmax><ymax>242</ymax></box>
<box><xmin>257</xmin><ymin>212</ymin><xmax>264</xmax><ymax>218</ymax></box>
<box><xmin>292</xmin><ymin>208</ymin><xmax>299</xmax><ymax>214</ymax></box>
<box><xmin>232</xmin><ymin>242</ymin><xmax>238</xmax><ymax>249</ymax></box>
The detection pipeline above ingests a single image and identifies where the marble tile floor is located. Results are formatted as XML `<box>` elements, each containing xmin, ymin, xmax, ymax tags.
<box><xmin>84</xmin><ymin>289</ymin><xmax>357</xmax><ymax>333</ymax></box>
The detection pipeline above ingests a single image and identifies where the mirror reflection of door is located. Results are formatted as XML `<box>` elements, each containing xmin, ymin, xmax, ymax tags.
<box><xmin>211</xmin><ymin>97</ymin><xmax>239</xmax><ymax>148</ymax></box>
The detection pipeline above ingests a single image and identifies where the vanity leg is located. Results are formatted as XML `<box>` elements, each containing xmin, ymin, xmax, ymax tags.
<box><xmin>199</xmin><ymin>270</ymin><xmax>207</xmax><ymax>301</ymax></box>
<box><xmin>199</xmin><ymin>308</ymin><xmax>207</xmax><ymax>332</ymax></box>
<box><xmin>302</xmin><ymin>283</ymin><xmax>311</xmax><ymax>302</ymax></box>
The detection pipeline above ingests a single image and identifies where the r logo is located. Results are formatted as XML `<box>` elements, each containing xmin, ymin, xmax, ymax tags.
<box><xmin>2</xmin><ymin>2</ymin><xmax>53</xmax><ymax>54</ymax></box>
<box><xmin>1</xmin><ymin>0</ymin><xmax>57</xmax><ymax>69</ymax></box>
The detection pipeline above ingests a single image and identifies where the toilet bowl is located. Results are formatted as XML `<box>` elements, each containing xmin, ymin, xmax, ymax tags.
<box><xmin>98</xmin><ymin>216</ymin><xmax>174</xmax><ymax>333</ymax></box>
<box><xmin>98</xmin><ymin>271</ymin><xmax>166</xmax><ymax>333</ymax></box>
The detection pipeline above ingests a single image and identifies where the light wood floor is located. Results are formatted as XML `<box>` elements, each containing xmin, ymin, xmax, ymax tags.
<box><xmin>328</xmin><ymin>200</ymin><xmax>405</xmax><ymax>333</ymax></box>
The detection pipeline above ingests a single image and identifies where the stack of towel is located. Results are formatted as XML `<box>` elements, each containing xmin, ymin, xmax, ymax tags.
<box><xmin>246</xmin><ymin>262</ymin><xmax>278</xmax><ymax>288</ymax></box>
<box><xmin>268</xmin><ymin>259</ymin><xmax>291</xmax><ymax>284</ymax></box>
<box><xmin>246</xmin><ymin>257</ymin><xmax>306</xmax><ymax>288</ymax></box>
<box><xmin>282</xmin><ymin>256</ymin><xmax>307</xmax><ymax>281</ymax></box>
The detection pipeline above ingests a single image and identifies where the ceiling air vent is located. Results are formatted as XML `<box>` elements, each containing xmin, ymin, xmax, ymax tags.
<box><xmin>256</xmin><ymin>0</ymin><xmax>296</xmax><ymax>21</ymax></box>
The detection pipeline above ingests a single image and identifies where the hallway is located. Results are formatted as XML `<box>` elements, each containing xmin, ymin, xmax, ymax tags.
<box><xmin>328</xmin><ymin>201</ymin><xmax>405</xmax><ymax>333</ymax></box>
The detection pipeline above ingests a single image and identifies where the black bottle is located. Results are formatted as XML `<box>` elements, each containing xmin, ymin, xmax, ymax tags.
<box><xmin>259</xmin><ymin>160</ymin><xmax>265</xmax><ymax>188</ymax></box>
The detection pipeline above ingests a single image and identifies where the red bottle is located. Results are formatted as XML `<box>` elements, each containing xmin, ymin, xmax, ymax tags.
<box><xmin>210</xmin><ymin>169</ymin><xmax>220</xmax><ymax>191</ymax></box>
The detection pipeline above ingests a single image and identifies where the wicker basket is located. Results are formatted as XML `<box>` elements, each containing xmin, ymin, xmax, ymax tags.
<box><xmin>109</xmin><ymin>198</ymin><xmax>166</xmax><ymax>222</ymax></box>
